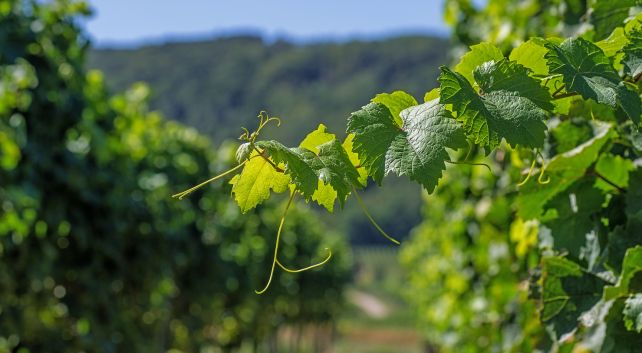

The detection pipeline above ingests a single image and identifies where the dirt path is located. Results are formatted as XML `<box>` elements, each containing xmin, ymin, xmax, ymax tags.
<box><xmin>347</xmin><ymin>289</ymin><xmax>390</xmax><ymax>318</ymax></box>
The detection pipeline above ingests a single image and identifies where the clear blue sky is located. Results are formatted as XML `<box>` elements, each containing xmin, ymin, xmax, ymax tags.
<box><xmin>83</xmin><ymin>0</ymin><xmax>453</xmax><ymax>46</ymax></box>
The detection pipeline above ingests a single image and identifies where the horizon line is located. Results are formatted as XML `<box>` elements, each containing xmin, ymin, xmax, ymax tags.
<box><xmin>89</xmin><ymin>26</ymin><xmax>451</xmax><ymax>50</ymax></box>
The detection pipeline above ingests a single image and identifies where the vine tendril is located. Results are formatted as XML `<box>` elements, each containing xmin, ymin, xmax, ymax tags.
<box><xmin>172</xmin><ymin>161</ymin><xmax>247</xmax><ymax>200</ymax></box>
<box><xmin>517</xmin><ymin>158</ymin><xmax>537</xmax><ymax>186</ymax></box>
<box><xmin>352</xmin><ymin>186</ymin><xmax>400</xmax><ymax>245</ymax></box>
<box><xmin>536</xmin><ymin>152</ymin><xmax>550</xmax><ymax>184</ymax></box>
<box><xmin>445</xmin><ymin>160</ymin><xmax>493</xmax><ymax>174</ymax></box>
<box><xmin>240</xmin><ymin>111</ymin><xmax>281</xmax><ymax>144</ymax></box>
<box><xmin>255</xmin><ymin>189</ymin><xmax>297</xmax><ymax>294</ymax></box>
<box><xmin>275</xmin><ymin>247</ymin><xmax>332</xmax><ymax>273</ymax></box>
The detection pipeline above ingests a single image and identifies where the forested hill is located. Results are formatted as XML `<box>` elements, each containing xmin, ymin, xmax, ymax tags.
<box><xmin>89</xmin><ymin>35</ymin><xmax>450</xmax><ymax>145</ymax></box>
<box><xmin>88</xmin><ymin>35</ymin><xmax>450</xmax><ymax>244</ymax></box>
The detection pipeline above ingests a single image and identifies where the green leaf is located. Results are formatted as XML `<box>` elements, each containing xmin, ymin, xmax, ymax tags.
<box><xmin>624</xmin><ymin>294</ymin><xmax>642</xmax><ymax>332</ymax></box>
<box><xmin>299</xmin><ymin>124</ymin><xmax>336</xmax><ymax>153</ymax></box>
<box><xmin>474</xmin><ymin>58</ymin><xmax>554</xmax><ymax>111</ymax></box>
<box><xmin>517</xmin><ymin>122</ymin><xmax>615</xmax><ymax>220</ymax></box>
<box><xmin>230</xmin><ymin>153</ymin><xmax>290</xmax><ymax>213</ymax></box>
<box><xmin>541</xmin><ymin>256</ymin><xmax>608</xmax><ymax>338</ymax></box>
<box><xmin>509</xmin><ymin>38</ymin><xmax>550</xmax><ymax>76</ymax></box>
<box><xmin>597</xmin><ymin>27</ymin><xmax>628</xmax><ymax>58</ymax></box>
<box><xmin>545</xmin><ymin>38</ymin><xmax>620</xmax><ymax>105</ymax></box>
<box><xmin>299</xmin><ymin>124</ymin><xmax>341</xmax><ymax>211</ymax></box>
<box><xmin>595</xmin><ymin>154</ymin><xmax>635</xmax><ymax>192</ymax></box>
<box><xmin>255</xmin><ymin>140</ymin><xmax>319</xmax><ymax>198</ymax></box>
<box><xmin>235</xmin><ymin>142</ymin><xmax>253</xmax><ymax>164</ymax></box>
<box><xmin>300</xmin><ymin>139</ymin><xmax>361</xmax><ymax>207</ymax></box>
<box><xmin>545</xmin><ymin>38</ymin><xmax>641</xmax><ymax>123</ymax></box>
<box><xmin>311</xmin><ymin>181</ymin><xmax>338</xmax><ymax>212</ymax></box>
<box><xmin>342</xmin><ymin>134</ymin><xmax>368</xmax><ymax>186</ymax></box>
<box><xmin>423</xmin><ymin>88</ymin><xmax>440</xmax><ymax>103</ymax></box>
<box><xmin>605</xmin><ymin>246</ymin><xmax>642</xmax><ymax>299</ymax></box>
<box><xmin>454</xmin><ymin>42</ymin><xmax>504</xmax><ymax>84</ymax></box>
<box><xmin>346</xmin><ymin>103</ymin><xmax>398</xmax><ymax>184</ymax></box>
<box><xmin>623</xmin><ymin>26</ymin><xmax>642</xmax><ymax>78</ymax></box>
<box><xmin>591</xmin><ymin>0</ymin><xmax>640</xmax><ymax>40</ymax></box>
<box><xmin>346</xmin><ymin>100</ymin><xmax>467</xmax><ymax>192</ymax></box>
<box><xmin>372</xmin><ymin>91</ymin><xmax>418</xmax><ymax>126</ymax></box>
<box><xmin>439</xmin><ymin>62</ymin><xmax>549</xmax><ymax>149</ymax></box>
<box><xmin>541</xmin><ymin>179</ymin><xmax>605</xmax><ymax>267</ymax></box>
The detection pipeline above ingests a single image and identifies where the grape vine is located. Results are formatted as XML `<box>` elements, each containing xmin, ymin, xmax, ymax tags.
<box><xmin>175</xmin><ymin>5</ymin><xmax>642</xmax><ymax>352</ymax></box>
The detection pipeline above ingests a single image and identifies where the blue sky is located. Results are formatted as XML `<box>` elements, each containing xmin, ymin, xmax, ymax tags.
<box><xmin>83</xmin><ymin>0</ymin><xmax>451</xmax><ymax>46</ymax></box>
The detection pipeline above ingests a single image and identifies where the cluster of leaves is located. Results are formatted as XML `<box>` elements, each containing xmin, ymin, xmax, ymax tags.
<box><xmin>398</xmin><ymin>1</ymin><xmax>642</xmax><ymax>352</ymax></box>
<box><xmin>174</xmin><ymin>1</ymin><xmax>642</xmax><ymax>351</ymax></box>
<box><xmin>0</xmin><ymin>1</ymin><xmax>350</xmax><ymax>352</ymax></box>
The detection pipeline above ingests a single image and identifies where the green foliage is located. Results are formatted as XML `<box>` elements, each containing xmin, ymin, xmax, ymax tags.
<box><xmin>439</xmin><ymin>61</ymin><xmax>549</xmax><ymax>149</ymax></box>
<box><xmin>0</xmin><ymin>1</ymin><xmax>350</xmax><ymax>352</ymax></box>
<box><xmin>171</xmin><ymin>0</ymin><xmax>642</xmax><ymax>351</ymax></box>
<box><xmin>346</xmin><ymin>99</ymin><xmax>467</xmax><ymax>192</ymax></box>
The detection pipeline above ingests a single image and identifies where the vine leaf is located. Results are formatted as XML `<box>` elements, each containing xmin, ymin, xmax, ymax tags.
<box><xmin>541</xmin><ymin>256</ymin><xmax>608</xmax><ymax>339</ymax></box>
<box><xmin>230</xmin><ymin>153</ymin><xmax>290</xmax><ymax>213</ymax></box>
<box><xmin>300</xmin><ymin>139</ymin><xmax>361</xmax><ymax>208</ymax></box>
<box><xmin>454</xmin><ymin>42</ymin><xmax>504</xmax><ymax>84</ymax></box>
<box><xmin>342</xmin><ymin>134</ymin><xmax>368</xmax><ymax>186</ymax></box>
<box><xmin>300</xmin><ymin>124</ymin><xmax>340</xmax><ymax>212</ymax></box>
<box><xmin>517</xmin><ymin>122</ymin><xmax>615</xmax><ymax>220</ymax></box>
<box><xmin>624</xmin><ymin>294</ymin><xmax>642</xmax><ymax>333</ymax></box>
<box><xmin>299</xmin><ymin>124</ymin><xmax>335</xmax><ymax>153</ymax></box>
<box><xmin>372</xmin><ymin>91</ymin><xmax>418</xmax><ymax>126</ymax></box>
<box><xmin>439</xmin><ymin>60</ymin><xmax>549</xmax><ymax>149</ymax></box>
<box><xmin>347</xmin><ymin>100</ymin><xmax>467</xmax><ymax>193</ymax></box>
<box><xmin>540</xmin><ymin>179</ymin><xmax>605</xmax><ymax>268</ymax></box>
<box><xmin>474</xmin><ymin>58</ymin><xmax>554</xmax><ymax>111</ymax></box>
<box><xmin>604</xmin><ymin>246</ymin><xmax>642</xmax><ymax>300</ymax></box>
<box><xmin>545</xmin><ymin>38</ymin><xmax>641</xmax><ymax>124</ymax></box>
<box><xmin>591</xmin><ymin>0</ymin><xmax>641</xmax><ymax>40</ymax></box>
<box><xmin>509</xmin><ymin>38</ymin><xmax>550</xmax><ymax>76</ymax></box>
<box><xmin>623</xmin><ymin>26</ymin><xmax>642</xmax><ymax>79</ymax></box>
<box><xmin>255</xmin><ymin>140</ymin><xmax>319</xmax><ymax>198</ymax></box>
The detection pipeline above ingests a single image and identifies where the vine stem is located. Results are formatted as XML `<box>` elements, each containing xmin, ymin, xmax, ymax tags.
<box><xmin>445</xmin><ymin>160</ymin><xmax>493</xmax><ymax>174</ymax></box>
<box><xmin>254</xmin><ymin>146</ymin><xmax>284</xmax><ymax>172</ymax></box>
<box><xmin>552</xmin><ymin>91</ymin><xmax>578</xmax><ymax>100</ymax></box>
<box><xmin>352</xmin><ymin>186</ymin><xmax>400</xmax><ymax>245</ymax></box>
<box><xmin>275</xmin><ymin>248</ymin><xmax>332</xmax><ymax>273</ymax></box>
<box><xmin>256</xmin><ymin>190</ymin><xmax>297</xmax><ymax>294</ymax></box>
<box><xmin>172</xmin><ymin>161</ymin><xmax>247</xmax><ymax>200</ymax></box>
<box><xmin>552</xmin><ymin>83</ymin><xmax>566</xmax><ymax>96</ymax></box>
<box><xmin>592</xmin><ymin>170</ymin><xmax>626</xmax><ymax>193</ymax></box>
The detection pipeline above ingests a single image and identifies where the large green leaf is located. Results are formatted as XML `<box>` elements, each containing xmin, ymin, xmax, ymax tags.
<box><xmin>541</xmin><ymin>256</ymin><xmax>608</xmax><ymax>338</ymax></box>
<box><xmin>439</xmin><ymin>61</ymin><xmax>549</xmax><ymax>149</ymax></box>
<box><xmin>255</xmin><ymin>140</ymin><xmax>319</xmax><ymax>198</ymax></box>
<box><xmin>230</xmin><ymin>153</ymin><xmax>290</xmax><ymax>213</ymax></box>
<box><xmin>454</xmin><ymin>42</ymin><xmax>504</xmax><ymax>84</ymax></box>
<box><xmin>371</xmin><ymin>91</ymin><xmax>418</xmax><ymax>126</ymax></box>
<box><xmin>591</xmin><ymin>0</ymin><xmax>641</xmax><ymax>40</ymax></box>
<box><xmin>346</xmin><ymin>100</ymin><xmax>467</xmax><ymax>192</ymax></box>
<box><xmin>517</xmin><ymin>122</ymin><xmax>615</xmax><ymax>220</ymax></box>
<box><xmin>299</xmin><ymin>124</ymin><xmax>341</xmax><ymax>212</ymax></box>
<box><xmin>300</xmin><ymin>139</ymin><xmax>361</xmax><ymax>208</ymax></box>
<box><xmin>509</xmin><ymin>38</ymin><xmax>550</xmax><ymax>76</ymax></box>
<box><xmin>541</xmin><ymin>179</ymin><xmax>605</xmax><ymax>267</ymax></box>
<box><xmin>545</xmin><ymin>38</ymin><xmax>641</xmax><ymax>123</ymax></box>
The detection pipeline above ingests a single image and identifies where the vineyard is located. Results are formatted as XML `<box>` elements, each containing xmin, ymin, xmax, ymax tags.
<box><xmin>2</xmin><ymin>0</ymin><xmax>642</xmax><ymax>352</ymax></box>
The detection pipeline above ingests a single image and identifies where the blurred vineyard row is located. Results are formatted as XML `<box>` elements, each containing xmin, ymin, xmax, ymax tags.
<box><xmin>0</xmin><ymin>1</ymin><xmax>350</xmax><ymax>352</ymax></box>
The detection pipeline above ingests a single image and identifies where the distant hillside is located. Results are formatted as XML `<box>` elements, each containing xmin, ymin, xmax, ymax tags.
<box><xmin>90</xmin><ymin>35</ymin><xmax>449</xmax><ymax>144</ymax></box>
<box><xmin>89</xmin><ymin>35</ymin><xmax>451</xmax><ymax>244</ymax></box>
